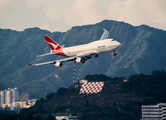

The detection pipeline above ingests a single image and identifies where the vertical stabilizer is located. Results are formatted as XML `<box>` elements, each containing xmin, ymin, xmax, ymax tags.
<box><xmin>44</xmin><ymin>35</ymin><xmax>62</xmax><ymax>50</ymax></box>
<box><xmin>100</xmin><ymin>29</ymin><xmax>109</xmax><ymax>40</ymax></box>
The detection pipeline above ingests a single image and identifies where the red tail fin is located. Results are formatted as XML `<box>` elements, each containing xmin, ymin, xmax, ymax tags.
<box><xmin>44</xmin><ymin>35</ymin><xmax>62</xmax><ymax>50</ymax></box>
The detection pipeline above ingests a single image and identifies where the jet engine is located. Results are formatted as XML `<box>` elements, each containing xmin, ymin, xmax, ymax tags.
<box><xmin>75</xmin><ymin>58</ymin><xmax>84</xmax><ymax>63</ymax></box>
<box><xmin>54</xmin><ymin>62</ymin><xmax>62</xmax><ymax>67</ymax></box>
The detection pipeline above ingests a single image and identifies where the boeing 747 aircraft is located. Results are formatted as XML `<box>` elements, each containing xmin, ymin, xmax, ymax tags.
<box><xmin>28</xmin><ymin>29</ymin><xmax>121</xmax><ymax>67</ymax></box>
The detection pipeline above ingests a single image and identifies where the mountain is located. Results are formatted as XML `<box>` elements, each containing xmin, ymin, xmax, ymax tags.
<box><xmin>0</xmin><ymin>20</ymin><xmax>166</xmax><ymax>98</ymax></box>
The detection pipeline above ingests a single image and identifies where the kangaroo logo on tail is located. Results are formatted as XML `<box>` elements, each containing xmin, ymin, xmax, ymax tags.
<box><xmin>44</xmin><ymin>35</ymin><xmax>62</xmax><ymax>50</ymax></box>
<box><xmin>47</xmin><ymin>42</ymin><xmax>58</xmax><ymax>50</ymax></box>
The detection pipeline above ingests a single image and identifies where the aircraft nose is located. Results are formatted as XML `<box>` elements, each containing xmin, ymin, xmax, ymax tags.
<box><xmin>117</xmin><ymin>42</ymin><xmax>121</xmax><ymax>47</ymax></box>
<box><xmin>118</xmin><ymin>42</ymin><xmax>121</xmax><ymax>47</ymax></box>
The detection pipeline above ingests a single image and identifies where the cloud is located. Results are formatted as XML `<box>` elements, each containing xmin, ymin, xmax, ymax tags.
<box><xmin>71</xmin><ymin>0</ymin><xmax>102</xmax><ymax>25</ymax></box>
<box><xmin>0</xmin><ymin>0</ymin><xmax>166</xmax><ymax>32</ymax></box>
<box><xmin>108</xmin><ymin>0</ymin><xmax>166</xmax><ymax>29</ymax></box>
<box><xmin>63</xmin><ymin>0</ymin><xmax>112</xmax><ymax>31</ymax></box>
<box><xmin>0</xmin><ymin>0</ymin><xmax>48</xmax><ymax>31</ymax></box>
<box><xmin>24</xmin><ymin>0</ymin><xmax>76</xmax><ymax>32</ymax></box>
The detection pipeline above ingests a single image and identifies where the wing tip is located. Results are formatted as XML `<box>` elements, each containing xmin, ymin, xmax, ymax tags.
<box><xmin>44</xmin><ymin>35</ymin><xmax>48</xmax><ymax>38</ymax></box>
<box><xmin>27</xmin><ymin>63</ymin><xmax>32</xmax><ymax>66</ymax></box>
<box><xmin>103</xmin><ymin>28</ymin><xmax>108</xmax><ymax>32</ymax></box>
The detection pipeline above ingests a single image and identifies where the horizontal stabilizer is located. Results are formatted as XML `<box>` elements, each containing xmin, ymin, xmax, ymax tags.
<box><xmin>27</xmin><ymin>63</ymin><xmax>32</xmax><ymax>66</ymax></box>
<box><xmin>61</xmin><ymin>45</ymin><xmax>65</xmax><ymax>48</ymax></box>
<box><xmin>37</xmin><ymin>53</ymin><xmax>56</xmax><ymax>57</ymax></box>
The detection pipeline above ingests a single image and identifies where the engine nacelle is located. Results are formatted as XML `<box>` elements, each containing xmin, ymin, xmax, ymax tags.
<box><xmin>75</xmin><ymin>58</ymin><xmax>83</xmax><ymax>63</ymax></box>
<box><xmin>54</xmin><ymin>62</ymin><xmax>62</xmax><ymax>67</ymax></box>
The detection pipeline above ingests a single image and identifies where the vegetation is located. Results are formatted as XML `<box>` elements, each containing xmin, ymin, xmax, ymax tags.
<box><xmin>20</xmin><ymin>87</ymin><xmax>67</xmax><ymax>114</ymax></box>
<box><xmin>79</xmin><ymin>105</ymin><xmax>136</xmax><ymax>120</ymax></box>
<box><xmin>85</xmin><ymin>74</ymin><xmax>125</xmax><ymax>82</ymax></box>
<box><xmin>123</xmin><ymin>70</ymin><xmax>166</xmax><ymax>103</ymax></box>
<box><xmin>0</xmin><ymin>112</ymin><xmax>55</xmax><ymax>120</ymax></box>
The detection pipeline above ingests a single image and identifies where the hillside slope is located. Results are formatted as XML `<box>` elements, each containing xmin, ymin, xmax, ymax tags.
<box><xmin>0</xmin><ymin>20</ymin><xmax>166</xmax><ymax>98</ymax></box>
<box><xmin>43</xmin><ymin>82</ymin><xmax>137</xmax><ymax>109</ymax></box>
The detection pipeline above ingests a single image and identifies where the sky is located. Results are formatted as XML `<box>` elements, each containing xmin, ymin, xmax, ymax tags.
<box><xmin>0</xmin><ymin>0</ymin><xmax>166</xmax><ymax>32</ymax></box>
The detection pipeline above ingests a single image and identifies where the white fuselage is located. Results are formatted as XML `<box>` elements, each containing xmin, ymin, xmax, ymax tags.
<box><xmin>61</xmin><ymin>38</ymin><xmax>121</xmax><ymax>57</ymax></box>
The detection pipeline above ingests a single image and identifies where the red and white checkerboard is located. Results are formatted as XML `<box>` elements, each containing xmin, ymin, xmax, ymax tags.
<box><xmin>79</xmin><ymin>82</ymin><xmax>104</xmax><ymax>94</ymax></box>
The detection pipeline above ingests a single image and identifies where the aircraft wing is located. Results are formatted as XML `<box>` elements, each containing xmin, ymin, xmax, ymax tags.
<box><xmin>28</xmin><ymin>60</ymin><xmax>56</xmax><ymax>66</ymax></box>
<box><xmin>28</xmin><ymin>51</ymin><xmax>98</xmax><ymax>66</ymax></box>
<box><xmin>28</xmin><ymin>57</ymin><xmax>76</xmax><ymax>66</ymax></box>
<box><xmin>100</xmin><ymin>29</ymin><xmax>109</xmax><ymax>40</ymax></box>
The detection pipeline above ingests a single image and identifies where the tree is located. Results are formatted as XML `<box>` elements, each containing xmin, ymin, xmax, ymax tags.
<box><xmin>56</xmin><ymin>87</ymin><xmax>67</xmax><ymax>95</ymax></box>
<box><xmin>45</xmin><ymin>93</ymin><xmax>56</xmax><ymax>102</ymax></box>
<box><xmin>33</xmin><ymin>114</ymin><xmax>44</xmax><ymax>120</ymax></box>
<box><xmin>19</xmin><ymin>108</ymin><xmax>28</xmax><ymax>116</ymax></box>
<box><xmin>34</xmin><ymin>97</ymin><xmax>45</xmax><ymax>107</ymax></box>
<box><xmin>25</xmin><ymin>112</ymin><xmax>33</xmax><ymax>120</ymax></box>
<box><xmin>45</xmin><ymin>114</ymin><xmax>55</xmax><ymax>120</ymax></box>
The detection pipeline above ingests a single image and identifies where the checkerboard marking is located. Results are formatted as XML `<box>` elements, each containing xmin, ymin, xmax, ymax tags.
<box><xmin>79</xmin><ymin>82</ymin><xmax>104</xmax><ymax>94</ymax></box>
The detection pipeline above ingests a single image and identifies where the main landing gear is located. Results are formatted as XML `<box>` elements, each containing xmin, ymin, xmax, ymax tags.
<box><xmin>113</xmin><ymin>50</ymin><xmax>117</xmax><ymax>56</ymax></box>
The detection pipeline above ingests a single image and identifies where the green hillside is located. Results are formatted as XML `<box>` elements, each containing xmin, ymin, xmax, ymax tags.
<box><xmin>17</xmin><ymin>70</ymin><xmax>166</xmax><ymax>120</ymax></box>
<box><xmin>0</xmin><ymin>20</ymin><xmax>166</xmax><ymax>98</ymax></box>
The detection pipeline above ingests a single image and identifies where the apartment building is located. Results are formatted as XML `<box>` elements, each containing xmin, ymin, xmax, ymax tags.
<box><xmin>141</xmin><ymin>103</ymin><xmax>166</xmax><ymax>120</ymax></box>
<box><xmin>0</xmin><ymin>88</ymin><xmax>19</xmax><ymax>107</ymax></box>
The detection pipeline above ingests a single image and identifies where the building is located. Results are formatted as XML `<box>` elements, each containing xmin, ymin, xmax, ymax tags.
<box><xmin>55</xmin><ymin>115</ymin><xmax>78</xmax><ymax>120</ymax></box>
<box><xmin>11</xmin><ymin>88</ymin><xmax>19</xmax><ymax>102</ymax></box>
<box><xmin>2</xmin><ymin>99</ymin><xmax>37</xmax><ymax>110</ymax></box>
<box><xmin>141</xmin><ymin>103</ymin><xmax>166</xmax><ymax>120</ymax></box>
<box><xmin>56</xmin><ymin>116</ymin><xmax>68</xmax><ymax>120</ymax></box>
<box><xmin>0</xmin><ymin>87</ymin><xmax>19</xmax><ymax>107</ymax></box>
<box><xmin>0</xmin><ymin>88</ymin><xmax>37</xmax><ymax>110</ymax></box>
<box><xmin>5</xmin><ymin>88</ymin><xmax>11</xmax><ymax>104</ymax></box>
<box><xmin>68</xmin><ymin>115</ymin><xmax>78</xmax><ymax>120</ymax></box>
<box><xmin>79</xmin><ymin>79</ymin><xmax>88</xmax><ymax>83</ymax></box>
<box><xmin>23</xmin><ymin>99</ymin><xmax>37</xmax><ymax>108</ymax></box>
<box><xmin>12</xmin><ymin>102</ymin><xmax>23</xmax><ymax>109</ymax></box>
<box><xmin>2</xmin><ymin>102</ymin><xmax>23</xmax><ymax>110</ymax></box>
<box><xmin>0</xmin><ymin>91</ymin><xmax>5</xmax><ymax>107</ymax></box>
